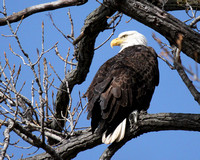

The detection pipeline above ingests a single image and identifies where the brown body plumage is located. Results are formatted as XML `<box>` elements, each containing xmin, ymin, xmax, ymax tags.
<box><xmin>85</xmin><ymin>31</ymin><xmax>159</xmax><ymax>144</ymax></box>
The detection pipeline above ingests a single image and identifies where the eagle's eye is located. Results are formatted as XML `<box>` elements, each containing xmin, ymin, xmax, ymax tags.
<box><xmin>120</xmin><ymin>34</ymin><xmax>128</xmax><ymax>39</ymax></box>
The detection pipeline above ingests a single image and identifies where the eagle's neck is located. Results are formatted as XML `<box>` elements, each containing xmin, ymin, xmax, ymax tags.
<box><xmin>120</xmin><ymin>37</ymin><xmax>147</xmax><ymax>52</ymax></box>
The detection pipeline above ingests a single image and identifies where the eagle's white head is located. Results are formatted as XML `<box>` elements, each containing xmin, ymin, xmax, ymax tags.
<box><xmin>110</xmin><ymin>31</ymin><xmax>147</xmax><ymax>51</ymax></box>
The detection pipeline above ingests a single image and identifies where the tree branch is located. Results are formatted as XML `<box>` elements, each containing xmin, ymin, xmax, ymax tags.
<box><xmin>0</xmin><ymin>0</ymin><xmax>88</xmax><ymax>26</ymax></box>
<box><xmin>175</xmin><ymin>61</ymin><xmax>200</xmax><ymax>104</ymax></box>
<box><xmin>165</xmin><ymin>0</ymin><xmax>200</xmax><ymax>11</ymax></box>
<box><xmin>24</xmin><ymin>113</ymin><xmax>200</xmax><ymax>160</ymax></box>
<box><xmin>100</xmin><ymin>112</ymin><xmax>200</xmax><ymax>160</ymax></box>
<box><xmin>12</xmin><ymin>122</ymin><xmax>62</xmax><ymax>160</ymax></box>
<box><xmin>104</xmin><ymin>0</ymin><xmax>200</xmax><ymax>63</ymax></box>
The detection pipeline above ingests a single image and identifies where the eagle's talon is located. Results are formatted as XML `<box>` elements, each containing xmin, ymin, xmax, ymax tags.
<box><xmin>129</xmin><ymin>110</ymin><xmax>139</xmax><ymax>129</ymax></box>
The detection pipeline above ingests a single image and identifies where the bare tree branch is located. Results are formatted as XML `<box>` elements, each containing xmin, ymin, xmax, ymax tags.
<box><xmin>0</xmin><ymin>0</ymin><xmax>88</xmax><ymax>26</ymax></box>
<box><xmin>189</xmin><ymin>16</ymin><xmax>200</xmax><ymax>28</ymax></box>
<box><xmin>175</xmin><ymin>61</ymin><xmax>200</xmax><ymax>103</ymax></box>
<box><xmin>165</xmin><ymin>0</ymin><xmax>200</xmax><ymax>11</ymax></box>
<box><xmin>0</xmin><ymin>120</ymin><xmax>63</xmax><ymax>160</ymax></box>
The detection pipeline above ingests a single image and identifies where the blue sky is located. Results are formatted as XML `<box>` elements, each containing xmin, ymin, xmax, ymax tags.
<box><xmin>1</xmin><ymin>1</ymin><xmax>200</xmax><ymax>160</ymax></box>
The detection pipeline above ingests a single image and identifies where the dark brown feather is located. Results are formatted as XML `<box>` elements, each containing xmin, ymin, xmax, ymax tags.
<box><xmin>85</xmin><ymin>45</ymin><xmax>159</xmax><ymax>135</ymax></box>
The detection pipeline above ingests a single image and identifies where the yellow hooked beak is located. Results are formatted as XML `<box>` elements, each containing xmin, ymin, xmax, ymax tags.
<box><xmin>110</xmin><ymin>38</ymin><xmax>124</xmax><ymax>48</ymax></box>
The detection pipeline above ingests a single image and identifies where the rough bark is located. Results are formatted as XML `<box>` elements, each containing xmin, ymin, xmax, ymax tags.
<box><xmin>24</xmin><ymin>113</ymin><xmax>200</xmax><ymax>160</ymax></box>
<box><xmin>165</xmin><ymin>0</ymin><xmax>200</xmax><ymax>11</ymax></box>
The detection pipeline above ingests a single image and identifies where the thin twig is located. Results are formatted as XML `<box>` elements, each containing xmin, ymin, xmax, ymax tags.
<box><xmin>67</xmin><ymin>9</ymin><xmax>75</xmax><ymax>41</ymax></box>
<box><xmin>32</xmin><ymin>42</ymin><xmax>58</xmax><ymax>67</ymax></box>
<box><xmin>55</xmin><ymin>45</ymin><xmax>77</xmax><ymax>65</ymax></box>
<box><xmin>48</xmin><ymin>13</ymin><xmax>73</xmax><ymax>43</ymax></box>
<box><xmin>9</xmin><ymin>44</ymin><xmax>29</xmax><ymax>66</ymax></box>
<box><xmin>157</xmin><ymin>54</ymin><xmax>174</xmax><ymax>69</ymax></box>
<box><xmin>189</xmin><ymin>16</ymin><xmax>200</xmax><ymax>28</ymax></box>
<box><xmin>14</xmin><ymin>64</ymin><xmax>21</xmax><ymax>88</ymax></box>
<box><xmin>94</xmin><ymin>12</ymin><xmax>122</xmax><ymax>50</ymax></box>
<box><xmin>95</xmin><ymin>30</ymin><xmax>115</xmax><ymax>50</ymax></box>
<box><xmin>43</xmin><ymin>58</ymin><xmax>49</xmax><ymax>121</ymax></box>
<box><xmin>65</xmin><ymin>80</ymin><xmax>73</xmax><ymax>133</ymax></box>
<box><xmin>49</xmin><ymin>62</ymin><xmax>63</xmax><ymax>82</ymax></box>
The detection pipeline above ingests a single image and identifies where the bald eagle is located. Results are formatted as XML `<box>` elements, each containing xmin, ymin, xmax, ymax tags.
<box><xmin>85</xmin><ymin>31</ymin><xmax>159</xmax><ymax>144</ymax></box>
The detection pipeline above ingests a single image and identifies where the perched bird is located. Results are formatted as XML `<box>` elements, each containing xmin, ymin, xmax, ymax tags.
<box><xmin>84</xmin><ymin>31</ymin><xmax>159</xmax><ymax>144</ymax></box>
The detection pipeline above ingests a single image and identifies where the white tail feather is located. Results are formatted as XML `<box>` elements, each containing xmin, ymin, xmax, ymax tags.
<box><xmin>115</xmin><ymin>119</ymin><xmax>126</xmax><ymax>142</ymax></box>
<box><xmin>102</xmin><ymin>119</ymin><xmax>127</xmax><ymax>144</ymax></box>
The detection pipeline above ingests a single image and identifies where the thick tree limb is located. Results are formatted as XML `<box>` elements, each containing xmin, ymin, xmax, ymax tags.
<box><xmin>0</xmin><ymin>0</ymin><xmax>88</xmax><ymax>26</ymax></box>
<box><xmin>100</xmin><ymin>112</ymin><xmax>200</xmax><ymax>160</ymax></box>
<box><xmin>24</xmin><ymin>113</ymin><xmax>200</xmax><ymax>160</ymax></box>
<box><xmin>1</xmin><ymin>0</ymin><xmax>200</xmax><ymax>27</ymax></box>
<box><xmin>165</xmin><ymin>0</ymin><xmax>200</xmax><ymax>11</ymax></box>
<box><xmin>104</xmin><ymin>0</ymin><xmax>200</xmax><ymax>63</ymax></box>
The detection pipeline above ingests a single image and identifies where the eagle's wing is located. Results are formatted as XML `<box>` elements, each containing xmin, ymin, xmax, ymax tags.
<box><xmin>85</xmin><ymin>45</ymin><xmax>159</xmax><ymax>136</ymax></box>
